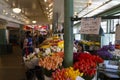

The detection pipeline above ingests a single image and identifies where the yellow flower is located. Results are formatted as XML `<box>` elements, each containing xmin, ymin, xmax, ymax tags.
<box><xmin>40</xmin><ymin>45</ymin><xmax>50</xmax><ymax>48</ymax></box>
<box><xmin>58</xmin><ymin>41</ymin><xmax>64</xmax><ymax>48</ymax></box>
<box><xmin>65</xmin><ymin>67</ymin><xmax>83</xmax><ymax>80</ymax></box>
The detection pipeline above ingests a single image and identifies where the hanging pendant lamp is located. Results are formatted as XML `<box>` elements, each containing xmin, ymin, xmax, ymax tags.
<box><xmin>12</xmin><ymin>8</ymin><xmax>21</xmax><ymax>14</ymax></box>
<box><xmin>12</xmin><ymin>0</ymin><xmax>21</xmax><ymax>14</ymax></box>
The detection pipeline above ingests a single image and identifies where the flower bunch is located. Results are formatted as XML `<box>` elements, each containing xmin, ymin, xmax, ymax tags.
<box><xmin>81</xmin><ymin>40</ymin><xmax>100</xmax><ymax>46</ymax></box>
<box><xmin>74</xmin><ymin>53</ymin><xmax>103</xmax><ymax>77</ymax></box>
<box><xmin>73</xmin><ymin>52</ymin><xmax>82</xmax><ymax>63</ymax></box>
<box><xmin>52</xmin><ymin>67</ymin><xmax>83</xmax><ymax>80</ymax></box>
<box><xmin>39</xmin><ymin>52</ymin><xmax>64</xmax><ymax>70</ymax></box>
<box><xmin>97</xmin><ymin>42</ymin><xmax>114</xmax><ymax>60</ymax></box>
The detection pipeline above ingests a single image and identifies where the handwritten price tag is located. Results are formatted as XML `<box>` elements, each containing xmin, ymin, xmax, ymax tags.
<box><xmin>80</xmin><ymin>18</ymin><xmax>101</xmax><ymax>34</ymax></box>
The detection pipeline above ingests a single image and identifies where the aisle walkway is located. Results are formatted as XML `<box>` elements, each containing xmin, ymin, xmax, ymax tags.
<box><xmin>0</xmin><ymin>46</ymin><xmax>26</xmax><ymax>80</ymax></box>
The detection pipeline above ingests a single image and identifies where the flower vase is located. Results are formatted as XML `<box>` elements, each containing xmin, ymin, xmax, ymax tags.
<box><xmin>92</xmin><ymin>72</ymin><xmax>97</xmax><ymax>80</ymax></box>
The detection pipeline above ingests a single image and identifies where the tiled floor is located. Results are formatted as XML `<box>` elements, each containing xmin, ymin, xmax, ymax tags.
<box><xmin>0</xmin><ymin>46</ymin><xmax>26</xmax><ymax>80</ymax></box>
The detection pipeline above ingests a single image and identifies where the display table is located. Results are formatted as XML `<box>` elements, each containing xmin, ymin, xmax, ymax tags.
<box><xmin>98</xmin><ymin>67</ymin><xmax>120</xmax><ymax>80</ymax></box>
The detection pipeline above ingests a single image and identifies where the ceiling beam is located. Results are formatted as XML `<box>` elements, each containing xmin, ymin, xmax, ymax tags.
<box><xmin>96</xmin><ymin>4</ymin><xmax>120</xmax><ymax>16</ymax></box>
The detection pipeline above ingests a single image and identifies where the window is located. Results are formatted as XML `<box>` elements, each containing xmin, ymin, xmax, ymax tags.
<box><xmin>101</xmin><ymin>21</ymin><xmax>107</xmax><ymax>33</ymax></box>
<box><xmin>114</xmin><ymin>19</ymin><xmax>119</xmax><ymax>31</ymax></box>
<box><xmin>75</xmin><ymin>34</ymin><xmax>81</xmax><ymax>40</ymax></box>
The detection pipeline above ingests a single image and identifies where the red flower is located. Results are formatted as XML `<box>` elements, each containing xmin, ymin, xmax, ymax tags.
<box><xmin>74</xmin><ymin>53</ymin><xmax>103</xmax><ymax>77</ymax></box>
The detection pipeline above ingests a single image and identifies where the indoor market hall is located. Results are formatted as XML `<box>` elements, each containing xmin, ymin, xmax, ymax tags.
<box><xmin>0</xmin><ymin>0</ymin><xmax>120</xmax><ymax>80</ymax></box>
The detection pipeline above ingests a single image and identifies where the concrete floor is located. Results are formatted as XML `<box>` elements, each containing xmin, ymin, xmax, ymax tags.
<box><xmin>0</xmin><ymin>46</ymin><xmax>26</xmax><ymax>80</ymax></box>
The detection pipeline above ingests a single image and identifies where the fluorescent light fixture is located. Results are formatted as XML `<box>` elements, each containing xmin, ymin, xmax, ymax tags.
<box><xmin>49</xmin><ymin>8</ymin><xmax>53</xmax><ymax>12</ymax></box>
<box><xmin>49</xmin><ymin>12</ymin><xmax>53</xmax><ymax>16</ymax></box>
<box><xmin>32</xmin><ymin>20</ymin><xmax>37</xmax><ymax>24</ymax></box>
<box><xmin>49</xmin><ymin>3</ymin><xmax>53</xmax><ymax>7</ymax></box>
<box><xmin>12</xmin><ymin>8</ymin><xmax>21</xmax><ymax>14</ymax></box>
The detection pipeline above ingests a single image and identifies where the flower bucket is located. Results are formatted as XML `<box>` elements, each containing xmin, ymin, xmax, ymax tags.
<box><xmin>42</xmin><ymin>68</ymin><xmax>53</xmax><ymax>77</ymax></box>
<box><xmin>44</xmin><ymin>75</ymin><xmax>52</xmax><ymax>80</ymax></box>
<box><xmin>103</xmin><ymin>60</ymin><xmax>109</xmax><ymax>68</ymax></box>
<box><xmin>92</xmin><ymin>73</ymin><xmax>97</xmax><ymax>80</ymax></box>
<box><xmin>103</xmin><ymin>60</ymin><xmax>109</xmax><ymax>65</ymax></box>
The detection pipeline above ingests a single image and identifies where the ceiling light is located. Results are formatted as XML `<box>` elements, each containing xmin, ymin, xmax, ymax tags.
<box><xmin>87</xmin><ymin>0</ymin><xmax>92</xmax><ymax>6</ymax></box>
<box><xmin>49</xmin><ymin>3</ymin><xmax>53</xmax><ymax>7</ymax></box>
<box><xmin>5</xmin><ymin>12</ymin><xmax>8</xmax><ymax>15</ymax></box>
<box><xmin>12</xmin><ymin>8</ymin><xmax>21</xmax><ymax>14</ymax></box>
<box><xmin>46</xmin><ymin>7</ymin><xmax>48</xmax><ymax>10</ymax></box>
<box><xmin>32</xmin><ymin>20</ymin><xmax>37</xmax><ymax>24</ymax></box>
<box><xmin>12</xmin><ymin>15</ymin><xmax>15</xmax><ymax>18</ymax></box>
<box><xmin>49</xmin><ymin>8</ymin><xmax>53</xmax><ymax>12</ymax></box>
<box><xmin>44</xmin><ymin>0</ymin><xmax>47</xmax><ymax>2</ymax></box>
<box><xmin>49</xmin><ymin>12</ymin><xmax>53</xmax><ymax>16</ymax></box>
<box><xmin>39</xmin><ymin>25</ymin><xmax>42</xmax><ymax>28</ymax></box>
<box><xmin>3</xmin><ymin>10</ymin><xmax>6</xmax><ymax>13</ymax></box>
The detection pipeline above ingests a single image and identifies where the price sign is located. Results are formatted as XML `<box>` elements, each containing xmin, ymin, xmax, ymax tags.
<box><xmin>115</xmin><ymin>24</ymin><xmax>120</xmax><ymax>44</ymax></box>
<box><xmin>80</xmin><ymin>17</ymin><xmax>101</xmax><ymax>34</ymax></box>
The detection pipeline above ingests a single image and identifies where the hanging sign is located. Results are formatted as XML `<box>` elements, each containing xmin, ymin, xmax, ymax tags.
<box><xmin>80</xmin><ymin>17</ymin><xmax>101</xmax><ymax>34</ymax></box>
<box><xmin>115</xmin><ymin>24</ymin><xmax>120</xmax><ymax>43</ymax></box>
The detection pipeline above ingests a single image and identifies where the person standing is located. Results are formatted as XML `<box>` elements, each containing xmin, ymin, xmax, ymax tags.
<box><xmin>23</xmin><ymin>31</ymin><xmax>33</xmax><ymax>57</ymax></box>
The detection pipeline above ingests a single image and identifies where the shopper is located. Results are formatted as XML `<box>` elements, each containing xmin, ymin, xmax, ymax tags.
<box><xmin>77</xmin><ymin>42</ymin><xmax>84</xmax><ymax>53</ymax></box>
<box><xmin>23</xmin><ymin>31</ymin><xmax>33</xmax><ymax>57</ymax></box>
<box><xmin>33</xmin><ymin>33</ymin><xmax>39</xmax><ymax>48</ymax></box>
<box><xmin>38</xmin><ymin>34</ymin><xmax>45</xmax><ymax>44</ymax></box>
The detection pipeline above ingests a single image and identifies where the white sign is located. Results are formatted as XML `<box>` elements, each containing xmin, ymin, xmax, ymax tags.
<box><xmin>80</xmin><ymin>17</ymin><xmax>101</xmax><ymax>34</ymax></box>
<box><xmin>115</xmin><ymin>24</ymin><xmax>120</xmax><ymax>41</ymax></box>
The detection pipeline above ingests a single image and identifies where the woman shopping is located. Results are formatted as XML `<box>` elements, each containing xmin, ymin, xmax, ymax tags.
<box><xmin>23</xmin><ymin>31</ymin><xmax>33</xmax><ymax>57</ymax></box>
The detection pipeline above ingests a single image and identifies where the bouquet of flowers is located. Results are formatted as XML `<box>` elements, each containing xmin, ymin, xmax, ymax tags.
<box><xmin>38</xmin><ymin>52</ymin><xmax>64</xmax><ymax>77</ymax></box>
<box><xmin>74</xmin><ymin>53</ymin><xmax>103</xmax><ymax>80</ymax></box>
<box><xmin>97</xmin><ymin>42</ymin><xmax>115</xmax><ymax>60</ymax></box>
<box><xmin>39</xmin><ymin>52</ymin><xmax>64</xmax><ymax>70</ymax></box>
<box><xmin>52</xmin><ymin>67</ymin><xmax>83</xmax><ymax>80</ymax></box>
